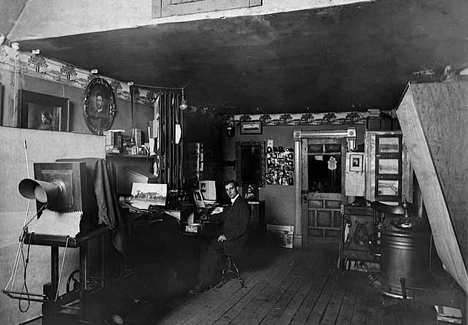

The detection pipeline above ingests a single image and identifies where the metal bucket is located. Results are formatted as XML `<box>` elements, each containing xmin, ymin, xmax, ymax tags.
<box><xmin>380</xmin><ymin>226</ymin><xmax>440</xmax><ymax>298</ymax></box>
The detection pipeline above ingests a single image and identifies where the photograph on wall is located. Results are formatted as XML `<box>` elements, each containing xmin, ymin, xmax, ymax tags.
<box><xmin>242</xmin><ymin>183</ymin><xmax>259</xmax><ymax>201</ymax></box>
<box><xmin>28</xmin><ymin>104</ymin><xmax>62</xmax><ymax>131</ymax></box>
<box><xmin>377</xmin><ymin>137</ymin><xmax>400</xmax><ymax>153</ymax></box>
<box><xmin>19</xmin><ymin>90</ymin><xmax>70</xmax><ymax>132</ymax></box>
<box><xmin>266</xmin><ymin>146</ymin><xmax>294</xmax><ymax>186</ymax></box>
<box><xmin>349</xmin><ymin>153</ymin><xmax>364</xmax><ymax>172</ymax></box>
<box><xmin>377</xmin><ymin>158</ymin><xmax>399</xmax><ymax>175</ymax></box>
<box><xmin>83</xmin><ymin>77</ymin><xmax>116</xmax><ymax>135</ymax></box>
<box><xmin>377</xmin><ymin>179</ymin><xmax>399</xmax><ymax>197</ymax></box>
<box><xmin>240</xmin><ymin>121</ymin><xmax>262</xmax><ymax>134</ymax></box>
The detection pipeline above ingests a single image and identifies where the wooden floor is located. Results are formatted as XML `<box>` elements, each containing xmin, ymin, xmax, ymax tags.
<box><xmin>153</xmin><ymin>240</ymin><xmax>462</xmax><ymax>325</ymax></box>
<box><xmin>31</xmin><ymin>229</ymin><xmax>464</xmax><ymax>325</ymax></box>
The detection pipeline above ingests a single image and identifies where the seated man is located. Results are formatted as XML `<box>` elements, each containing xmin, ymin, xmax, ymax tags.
<box><xmin>192</xmin><ymin>180</ymin><xmax>250</xmax><ymax>293</ymax></box>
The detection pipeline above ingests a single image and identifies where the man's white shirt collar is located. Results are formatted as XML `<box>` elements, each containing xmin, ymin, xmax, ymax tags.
<box><xmin>230</xmin><ymin>194</ymin><xmax>239</xmax><ymax>204</ymax></box>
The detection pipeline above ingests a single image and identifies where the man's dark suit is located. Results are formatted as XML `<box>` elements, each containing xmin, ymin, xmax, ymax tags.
<box><xmin>196</xmin><ymin>195</ymin><xmax>250</xmax><ymax>288</ymax></box>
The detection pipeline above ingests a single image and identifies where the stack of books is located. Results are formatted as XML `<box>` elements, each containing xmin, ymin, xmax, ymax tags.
<box><xmin>104</xmin><ymin>130</ymin><xmax>125</xmax><ymax>153</ymax></box>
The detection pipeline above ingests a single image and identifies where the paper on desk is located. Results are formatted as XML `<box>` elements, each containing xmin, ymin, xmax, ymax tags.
<box><xmin>129</xmin><ymin>200</ymin><xmax>151</xmax><ymax>210</ymax></box>
<box><xmin>211</xmin><ymin>207</ymin><xmax>224</xmax><ymax>215</ymax></box>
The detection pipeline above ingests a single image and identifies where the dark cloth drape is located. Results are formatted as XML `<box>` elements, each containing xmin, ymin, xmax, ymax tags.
<box><xmin>56</xmin><ymin>157</ymin><xmax>125</xmax><ymax>253</ymax></box>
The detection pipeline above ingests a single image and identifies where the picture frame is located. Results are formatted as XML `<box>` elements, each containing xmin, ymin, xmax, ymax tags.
<box><xmin>377</xmin><ymin>158</ymin><xmax>399</xmax><ymax>175</ymax></box>
<box><xmin>18</xmin><ymin>90</ymin><xmax>70</xmax><ymax>131</ymax></box>
<box><xmin>349</xmin><ymin>153</ymin><xmax>364</xmax><ymax>172</ymax></box>
<box><xmin>242</xmin><ymin>183</ymin><xmax>259</xmax><ymax>201</ymax></box>
<box><xmin>377</xmin><ymin>136</ymin><xmax>400</xmax><ymax>154</ymax></box>
<box><xmin>240</xmin><ymin>121</ymin><xmax>262</xmax><ymax>134</ymax></box>
<box><xmin>83</xmin><ymin>77</ymin><xmax>116</xmax><ymax>135</ymax></box>
<box><xmin>377</xmin><ymin>179</ymin><xmax>400</xmax><ymax>197</ymax></box>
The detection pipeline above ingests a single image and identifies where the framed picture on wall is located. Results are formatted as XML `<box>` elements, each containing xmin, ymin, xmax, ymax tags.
<box><xmin>18</xmin><ymin>90</ymin><xmax>70</xmax><ymax>132</ymax></box>
<box><xmin>242</xmin><ymin>183</ymin><xmax>259</xmax><ymax>201</ymax></box>
<box><xmin>377</xmin><ymin>179</ymin><xmax>400</xmax><ymax>197</ymax></box>
<box><xmin>377</xmin><ymin>158</ymin><xmax>399</xmax><ymax>175</ymax></box>
<box><xmin>377</xmin><ymin>136</ymin><xmax>400</xmax><ymax>153</ymax></box>
<box><xmin>83</xmin><ymin>77</ymin><xmax>116</xmax><ymax>135</ymax></box>
<box><xmin>240</xmin><ymin>121</ymin><xmax>262</xmax><ymax>134</ymax></box>
<box><xmin>349</xmin><ymin>153</ymin><xmax>364</xmax><ymax>172</ymax></box>
<box><xmin>375</xmin><ymin>134</ymin><xmax>402</xmax><ymax>202</ymax></box>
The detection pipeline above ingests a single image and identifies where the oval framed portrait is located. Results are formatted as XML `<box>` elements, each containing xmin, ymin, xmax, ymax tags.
<box><xmin>83</xmin><ymin>77</ymin><xmax>116</xmax><ymax>135</ymax></box>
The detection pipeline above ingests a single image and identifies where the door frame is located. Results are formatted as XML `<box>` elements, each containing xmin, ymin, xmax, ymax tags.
<box><xmin>293</xmin><ymin>129</ymin><xmax>356</xmax><ymax>249</ymax></box>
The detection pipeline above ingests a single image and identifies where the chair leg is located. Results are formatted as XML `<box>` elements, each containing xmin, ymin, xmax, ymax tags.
<box><xmin>216</xmin><ymin>257</ymin><xmax>245</xmax><ymax>289</ymax></box>
<box><xmin>231</xmin><ymin>260</ymin><xmax>245</xmax><ymax>288</ymax></box>
<box><xmin>216</xmin><ymin>258</ymin><xmax>231</xmax><ymax>288</ymax></box>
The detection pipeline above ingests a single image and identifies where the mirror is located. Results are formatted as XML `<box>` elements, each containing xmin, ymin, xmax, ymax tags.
<box><xmin>236</xmin><ymin>141</ymin><xmax>265</xmax><ymax>187</ymax></box>
<box><xmin>18</xmin><ymin>90</ymin><xmax>70</xmax><ymax>131</ymax></box>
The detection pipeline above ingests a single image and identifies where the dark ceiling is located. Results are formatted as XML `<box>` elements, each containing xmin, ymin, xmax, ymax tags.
<box><xmin>13</xmin><ymin>0</ymin><xmax>468</xmax><ymax>115</ymax></box>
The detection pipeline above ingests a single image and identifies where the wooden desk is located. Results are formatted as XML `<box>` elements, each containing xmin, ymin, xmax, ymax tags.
<box><xmin>119</xmin><ymin>203</ymin><xmax>193</xmax><ymax>239</ymax></box>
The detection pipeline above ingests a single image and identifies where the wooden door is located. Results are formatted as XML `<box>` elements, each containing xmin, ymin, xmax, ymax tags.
<box><xmin>302</xmin><ymin>138</ymin><xmax>346</xmax><ymax>247</ymax></box>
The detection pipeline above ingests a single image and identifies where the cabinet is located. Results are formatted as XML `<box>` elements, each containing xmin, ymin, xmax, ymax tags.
<box><xmin>339</xmin><ymin>205</ymin><xmax>380</xmax><ymax>270</ymax></box>
<box><xmin>365</xmin><ymin>131</ymin><xmax>412</xmax><ymax>203</ymax></box>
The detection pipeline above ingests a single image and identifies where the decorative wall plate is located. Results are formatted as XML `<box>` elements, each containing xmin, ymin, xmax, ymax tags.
<box><xmin>83</xmin><ymin>77</ymin><xmax>116</xmax><ymax>135</ymax></box>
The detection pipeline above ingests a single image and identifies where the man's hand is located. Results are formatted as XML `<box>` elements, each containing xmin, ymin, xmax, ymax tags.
<box><xmin>218</xmin><ymin>234</ymin><xmax>227</xmax><ymax>242</ymax></box>
<box><xmin>211</xmin><ymin>207</ymin><xmax>224</xmax><ymax>215</ymax></box>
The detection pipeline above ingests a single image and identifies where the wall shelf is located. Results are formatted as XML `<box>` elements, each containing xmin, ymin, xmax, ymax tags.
<box><xmin>106</xmin><ymin>153</ymin><xmax>150</xmax><ymax>159</ymax></box>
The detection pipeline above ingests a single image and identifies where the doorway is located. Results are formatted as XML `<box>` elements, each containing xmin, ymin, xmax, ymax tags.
<box><xmin>302</xmin><ymin>137</ymin><xmax>346</xmax><ymax>247</ymax></box>
<box><xmin>293</xmin><ymin>129</ymin><xmax>354</xmax><ymax>249</ymax></box>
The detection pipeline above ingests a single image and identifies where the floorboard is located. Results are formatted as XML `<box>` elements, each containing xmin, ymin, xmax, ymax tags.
<box><xmin>273</xmin><ymin>273</ymin><xmax>316</xmax><ymax>325</ymax></box>
<box><xmin>306</xmin><ymin>271</ymin><xmax>341</xmax><ymax>324</ymax></box>
<box><xmin>290</xmin><ymin>274</ymin><xmax>330</xmax><ymax>324</ymax></box>
<box><xmin>320</xmin><ymin>273</ymin><xmax>347</xmax><ymax>325</ymax></box>
<box><xmin>259</xmin><ymin>271</ymin><xmax>306</xmax><ymax>324</ymax></box>
<box><xmin>335</xmin><ymin>278</ymin><xmax>358</xmax><ymax>325</ymax></box>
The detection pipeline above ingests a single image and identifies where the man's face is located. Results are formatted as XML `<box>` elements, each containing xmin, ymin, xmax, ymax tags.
<box><xmin>96</xmin><ymin>95</ymin><xmax>103</xmax><ymax>111</ymax></box>
<box><xmin>225</xmin><ymin>182</ymin><xmax>238</xmax><ymax>199</ymax></box>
